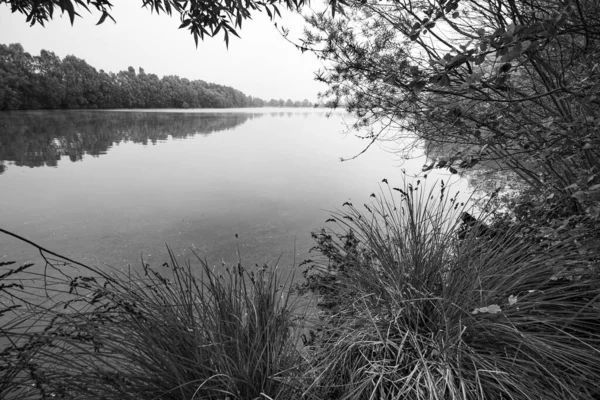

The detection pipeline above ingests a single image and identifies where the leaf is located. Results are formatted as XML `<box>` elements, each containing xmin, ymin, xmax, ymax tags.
<box><xmin>499</xmin><ymin>63</ymin><xmax>512</xmax><ymax>73</ymax></box>
<box><xmin>213</xmin><ymin>23</ymin><xmax>222</xmax><ymax>38</ymax></box>
<box><xmin>73</xmin><ymin>0</ymin><xmax>89</xmax><ymax>12</ymax></box>
<box><xmin>412</xmin><ymin>80</ymin><xmax>426</xmax><ymax>93</ymax></box>
<box><xmin>273</xmin><ymin>4</ymin><xmax>281</xmax><ymax>18</ymax></box>
<box><xmin>61</xmin><ymin>0</ymin><xmax>78</xmax><ymax>25</ymax></box>
<box><xmin>466</xmin><ymin>71</ymin><xmax>482</xmax><ymax>84</ymax></box>
<box><xmin>472</xmin><ymin>304</ymin><xmax>502</xmax><ymax>314</ymax></box>
<box><xmin>96</xmin><ymin>10</ymin><xmax>109</xmax><ymax>25</ymax></box>
<box><xmin>474</xmin><ymin>53</ymin><xmax>486</xmax><ymax>65</ymax></box>
<box><xmin>508</xmin><ymin>295</ymin><xmax>518</xmax><ymax>305</ymax></box>
<box><xmin>452</xmin><ymin>11</ymin><xmax>460</xmax><ymax>18</ymax></box>
<box><xmin>541</xmin><ymin>117</ymin><xmax>554</xmax><ymax>128</ymax></box>
<box><xmin>512</xmin><ymin>41</ymin><xmax>522</xmax><ymax>55</ymax></box>
<box><xmin>383</xmin><ymin>73</ymin><xmax>397</xmax><ymax>84</ymax></box>
<box><xmin>434</xmin><ymin>73</ymin><xmax>450</xmax><ymax>87</ymax></box>
<box><xmin>572</xmin><ymin>191</ymin><xmax>587</xmax><ymax>202</ymax></box>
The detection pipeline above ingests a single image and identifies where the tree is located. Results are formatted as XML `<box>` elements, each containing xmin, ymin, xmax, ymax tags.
<box><xmin>61</xmin><ymin>55</ymin><xmax>101</xmax><ymax>108</ymax></box>
<box><xmin>304</xmin><ymin>0</ymin><xmax>600</xmax><ymax>218</ymax></box>
<box><xmin>34</xmin><ymin>50</ymin><xmax>65</xmax><ymax>108</ymax></box>
<box><xmin>0</xmin><ymin>43</ymin><xmax>36</xmax><ymax>109</ymax></box>
<box><xmin>1</xmin><ymin>0</ymin><xmax>339</xmax><ymax>46</ymax></box>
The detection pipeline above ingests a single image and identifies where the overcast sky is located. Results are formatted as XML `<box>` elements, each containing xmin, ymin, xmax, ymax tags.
<box><xmin>0</xmin><ymin>2</ymin><xmax>326</xmax><ymax>101</ymax></box>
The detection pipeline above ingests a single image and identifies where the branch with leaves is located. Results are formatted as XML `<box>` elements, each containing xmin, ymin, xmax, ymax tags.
<box><xmin>1</xmin><ymin>0</ymin><xmax>343</xmax><ymax>46</ymax></box>
<box><xmin>303</xmin><ymin>0</ymin><xmax>600</xmax><ymax>218</ymax></box>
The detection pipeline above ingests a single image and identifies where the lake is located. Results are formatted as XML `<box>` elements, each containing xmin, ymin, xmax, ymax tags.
<box><xmin>0</xmin><ymin>108</ymin><xmax>465</xmax><ymax>274</ymax></box>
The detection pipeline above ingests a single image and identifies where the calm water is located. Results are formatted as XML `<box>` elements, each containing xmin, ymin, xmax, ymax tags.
<box><xmin>0</xmin><ymin>109</ymin><xmax>464</xmax><ymax>273</ymax></box>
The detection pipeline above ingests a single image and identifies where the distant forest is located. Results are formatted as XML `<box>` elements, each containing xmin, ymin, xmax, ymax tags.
<box><xmin>0</xmin><ymin>43</ymin><xmax>314</xmax><ymax>110</ymax></box>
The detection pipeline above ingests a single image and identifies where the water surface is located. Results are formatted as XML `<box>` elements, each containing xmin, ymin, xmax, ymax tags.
<box><xmin>0</xmin><ymin>109</ymin><xmax>461</xmax><ymax>272</ymax></box>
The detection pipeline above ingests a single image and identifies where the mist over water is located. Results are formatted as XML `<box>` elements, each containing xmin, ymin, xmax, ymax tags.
<box><xmin>0</xmin><ymin>108</ymin><xmax>466</xmax><ymax>273</ymax></box>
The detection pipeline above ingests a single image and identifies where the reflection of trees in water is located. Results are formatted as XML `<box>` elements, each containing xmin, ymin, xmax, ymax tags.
<box><xmin>0</xmin><ymin>111</ymin><xmax>260</xmax><ymax>173</ymax></box>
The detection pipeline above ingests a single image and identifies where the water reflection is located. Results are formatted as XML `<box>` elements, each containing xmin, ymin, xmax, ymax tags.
<box><xmin>0</xmin><ymin>111</ymin><xmax>260</xmax><ymax>173</ymax></box>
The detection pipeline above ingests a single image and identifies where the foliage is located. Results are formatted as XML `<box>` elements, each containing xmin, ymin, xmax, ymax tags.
<box><xmin>304</xmin><ymin>0</ymin><xmax>600</xmax><ymax>219</ymax></box>
<box><xmin>301</xmin><ymin>178</ymin><xmax>600</xmax><ymax>399</ymax></box>
<box><xmin>1</xmin><ymin>240</ymin><xmax>304</xmax><ymax>400</ymax></box>
<box><xmin>0</xmin><ymin>0</ymin><xmax>342</xmax><ymax>46</ymax></box>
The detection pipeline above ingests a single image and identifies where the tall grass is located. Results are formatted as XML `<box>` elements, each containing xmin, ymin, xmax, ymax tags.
<box><xmin>302</xmin><ymin>177</ymin><xmax>600</xmax><ymax>400</ymax></box>
<box><xmin>1</xmin><ymin>245</ymin><xmax>304</xmax><ymax>400</ymax></box>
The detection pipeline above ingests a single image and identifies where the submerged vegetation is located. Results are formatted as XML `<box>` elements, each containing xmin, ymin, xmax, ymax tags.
<box><xmin>2</xmin><ymin>179</ymin><xmax>599</xmax><ymax>399</ymax></box>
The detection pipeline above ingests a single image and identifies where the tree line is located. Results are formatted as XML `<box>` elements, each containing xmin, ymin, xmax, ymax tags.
<box><xmin>0</xmin><ymin>43</ymin><xmax>313</xmax><ymax>110</ymax></box>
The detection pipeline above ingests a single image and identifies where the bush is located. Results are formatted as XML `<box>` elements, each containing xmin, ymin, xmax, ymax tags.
<box><xmin>302</xmin><ymin>178</ymin><xmax>600</xmax><ymax>400</ymax></box>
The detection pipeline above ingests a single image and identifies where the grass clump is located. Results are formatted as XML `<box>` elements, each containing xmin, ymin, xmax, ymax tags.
<box><xmin>1</xmin><ymin>247</ymin><xmax>304</xmax><ymax>400</ymax></box>
<box><xmin>301</xmin><ymin>177</ymin><xmax>600</xmax><ymax>400</ymax></box>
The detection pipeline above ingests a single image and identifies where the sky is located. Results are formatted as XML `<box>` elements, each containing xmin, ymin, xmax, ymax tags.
<box><xmin>0</xmin><ymin>2</ymin><xmax>327</xmax><ymax>101</ymax></box>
